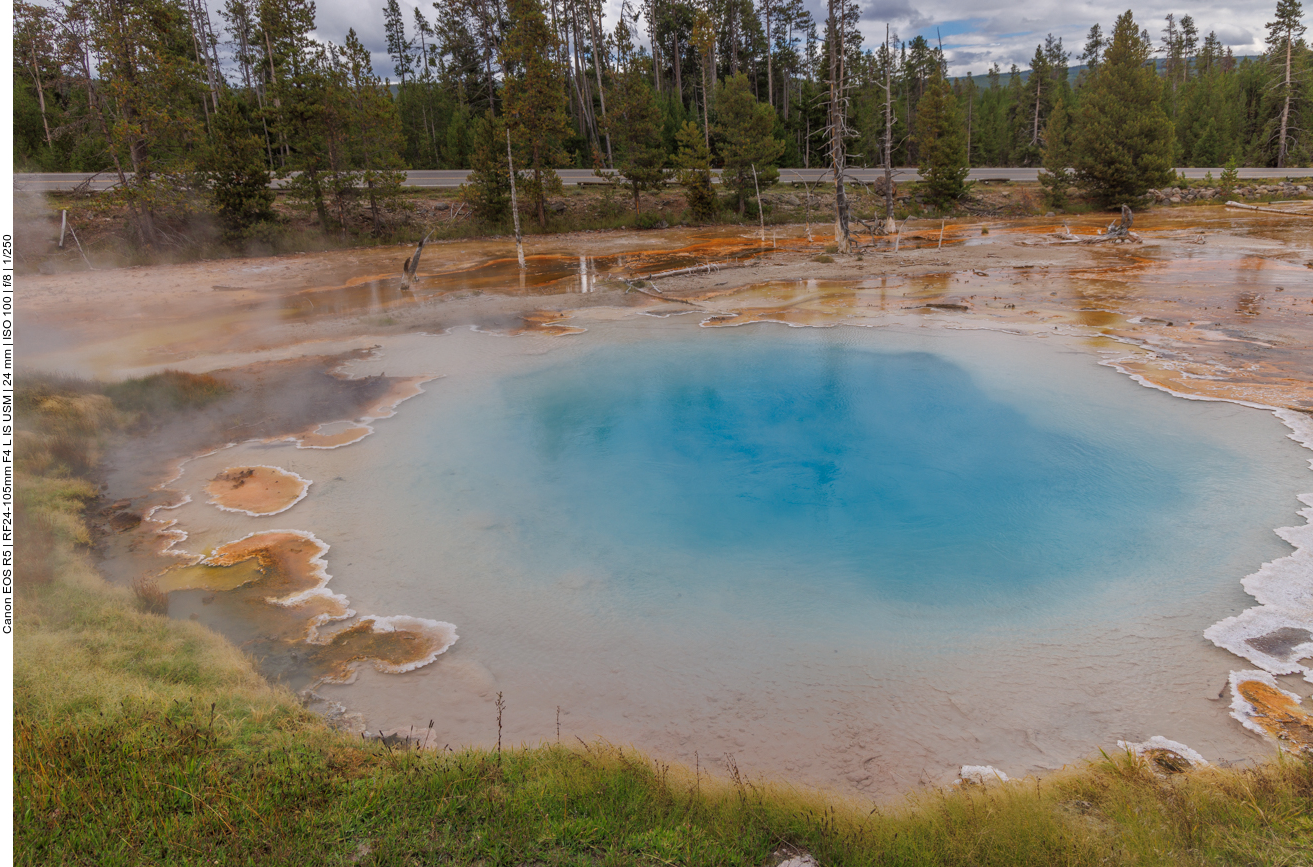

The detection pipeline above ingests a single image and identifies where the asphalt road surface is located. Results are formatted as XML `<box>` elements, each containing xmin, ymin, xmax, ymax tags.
<box><xmin>14</xmin><ymin>166</ymin><xmax>1312</xmax><ymax>192</ymax></box>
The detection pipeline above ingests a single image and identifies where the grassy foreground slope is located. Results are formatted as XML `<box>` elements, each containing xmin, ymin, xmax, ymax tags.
<box><xmin>14</xmin><ymin>376</ymin><xmax>1313</xmax><ymax>866</ymax></box>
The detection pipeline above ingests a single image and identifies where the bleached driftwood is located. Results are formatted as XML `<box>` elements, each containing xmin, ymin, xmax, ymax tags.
<box><xmin>640</xmin><ymin>262</ymin><xmax>723</xmax><ymax>280</ymax></box>
<box><xmin>1082</xmin><ymin>205</ymin><xmax>1141</xmax><ymax>243</ymax></box>
<box><xmin>399</xmin><ymin>231</ymin><xmax>432</xmax><ymax>290</ymax></box>
<box><xmin>1226</xmin><ymin>200</ymin><xmax>1313</xmax><ymax>217</ymax></box>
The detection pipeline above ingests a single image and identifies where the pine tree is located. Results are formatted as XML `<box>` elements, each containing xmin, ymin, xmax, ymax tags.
<box><xmin>1015</xmin><ymin>43</ymin><xmax>1053</xmax><ymax>165</ymax></box>
<box><xmin>461</xmin><ymin>111</ymin><xmax>512</xmax><ymax>224</ymax></box>
<box><xmin>1262</xmin><ymin>0</ymin><xmax>1307</xmax><ymax>168</ymax></box>
<box><xmin>1220</xmin><ymin>155</ymin><xmax>1240</xmax><ymax>195</ymax></box>
<box><xmin>383</xmin><ymin>0</ymin><xmax>413</xmax><ymax>87</ymax></box>
<box><xmin>915</xmin><ymin>68</ymin><xmax>969</xmax><ymax>207</ymax></box>
<box><xmin>674</xmin><ymin>120</ymin><xmax>716</xmax><ymax>221</ymax></box>
<box><xmin>1037</xmin><ymin>99</ymin><xmax>1073</xmax><ymax>209</ymax></box>
<box><xmin>205</xmin><ymin>98</ymin><xmax>277</xmax><ymax>241</ymax></box>
<box><xmin>604</xmin><ymin>13</ymin><xmax>670</xmax><ymax>214</ymax></box>
<box><xmin>500</xmin><ymin>0</ymin><xmax>571</xmax><ymax>228</ymax></box>
<box><xmin>1080</xmin><ymin>24</ymin><xmax>1105</xmax><ymax>78</ymax></box>
<box><xmin>14</xmin><ymin>1</ymin><xmax>58</xmax><ymax>159</ymax></box>
<box><xmin>340</xmin><ymin>29</ymin><xmax>408</xmax><ymax>235</ymax></box>
<box><xmin>86</xmin><ymin>0</ymin><xmax>211</xmax><ymax>245</ymax></box>
<box><xmin>260</xmin><ymin>0</ymin><xmax>334</xmax><ymax>227</ymax></box>
<box><xmin>973</xmin><ymin>64</ymin><xmax>1011</xmax><ymax>166</ymax></box>
<box><xmin>715</xmin><ymin>72</ymin><xmax>783</xmax><ymax>213</ymax></box>
<box><xmin>1071</xmin><ymin>11</ymin><xmax>1175</xmax><ymax>207</ymax></box>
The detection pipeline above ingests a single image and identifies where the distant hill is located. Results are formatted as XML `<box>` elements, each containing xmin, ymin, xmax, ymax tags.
<box><xmin>954</xmin><ymin>56</ymin><xmax>1262</xmax><ymax>87</ymax></box>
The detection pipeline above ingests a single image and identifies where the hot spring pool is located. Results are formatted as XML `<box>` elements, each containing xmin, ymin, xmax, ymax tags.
<box><xmin>163</xmin><ymin>320</ymin><xmax>1309</xmax><ymax>793</ymax></box>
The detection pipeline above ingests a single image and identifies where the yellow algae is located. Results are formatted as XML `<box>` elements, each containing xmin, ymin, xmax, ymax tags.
<box><xmin>153</xmin><ymin>532</ymin><xmax>349</xmax><ymax>640</ymax></box>
<box><xmin>203</xmin><ymin>532</ymin><xmax>337</xmax><ymax>602</ymax></box>
<box><xmin>156</xmin><ymin>557</ymin><xmax>268</xmax><ymax>594</ymax></box>
<box><xmin>305</xmin><ymin>616</ymin><xmax>459</xmax><ymax>683</ymax></box>
<box><xmin>1234</xmin><ymin>677</ymin><xmax>1313</xmax><ymax>753</ymax></box>
<box><xmin>205</xmin><ymin>466</ymin><xmax>310</xmax><ymax>516</ymax></box>
<box><xmin>153</xmin><ymin>530</ymin><xmax>456</xmax><ymax>683</ymax></box>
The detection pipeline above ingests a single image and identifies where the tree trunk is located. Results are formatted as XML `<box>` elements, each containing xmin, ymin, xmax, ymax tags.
<box><xmin>965</xmin><ymin>88</ymin><xmax>973</xmax><ymax>166</ymax></box>
<box><xmin>27</xmin><ymin>46</ymin><xmax>52</xmax><ymax>148</ymax></box>
<box><xmin>1031</xmin><ymin>79</ymin><xmax>1041</xmax><ymax>147</ymax></box>
<box><xmin>883</xmin><ymin>26</ymin><xmax>895</xmax><ymax>233</ymax></box>
<box><xmin>649</xmin><ymin>1</ymin><xmax>662</xmax><ymax>92</ymax></box>
<box><xmin>1278</xmin><ymin>34</ymin><xmax>1292</xmax><ymax>168</ymax></box>
<box><xmin>828</xmin><ymin>0</ymin><xmax>850</xmax><ymax>253</ymax></box>
<box><xmin>305</xmin><ymin>166</ymin><xmax>330</xmax><ymax>227</ymax></box>
<box><xmin>701</xmin><ymin>58</ymin><xmax>710</xmax><ymax>150</ymax></box>
<box><xmin>673</xmin><ymin>32</ymin><xmax>683</xmax><ymax>107</ymax></box>
<box><xmin>480</xmin><ymin>0</ymin><xmax>497</xmax><ymax>116</ymax></box>
<box><xmin>508</xmin><ymin>128</ymin><xmax>526</xmax><ymax>266</ymax></box>
<box><xmin>729</xmin><ymin>6</ymin><xmax>738</xmax><ymax>75</ymax></box>
<box><xmin>570</xmin><ymin>3</ymin><xmax>599</xmax><ymax>148</ymax></box>
<box><xmin>368</xmin><ymin>179</ymin><xmax>381</xmax><ymax>235</ymax></box>
<box><xmin>586</xmin><ymin>1</ymin><xmax>612</xmax><ymax>166</ymax></box>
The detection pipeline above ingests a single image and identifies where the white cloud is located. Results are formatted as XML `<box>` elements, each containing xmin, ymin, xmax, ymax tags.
<box><xmin>295</xmin><ymin>0</ymin><xmax>1282</xmax><ymax>80</ymax></box>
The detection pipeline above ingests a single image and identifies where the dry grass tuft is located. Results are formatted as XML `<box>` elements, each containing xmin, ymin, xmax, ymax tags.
<box><xmin>130</xmin><ymin>575</ymin><xmax>169</xmax><ymax>616</ymax></box>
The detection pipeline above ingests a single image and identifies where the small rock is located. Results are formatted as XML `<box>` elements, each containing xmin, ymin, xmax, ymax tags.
<box><xmin>1117</xmin><ymin>736</ymin><xmax>1210</xmax><ymax>773</ymax></box>
<box><xmin>779</xmin><ymin>857</ymin><xmax>820</xmax><ymax>867</ymax></box>
<box><xmin>765</xmin><ymin>850</ymin><xmax>821</xmax><ymax>867</ymax></box>
<box><xmin>958</xmin><ymin>765</ymin><xmax>1010</xmax><ymax>784</ymax></box>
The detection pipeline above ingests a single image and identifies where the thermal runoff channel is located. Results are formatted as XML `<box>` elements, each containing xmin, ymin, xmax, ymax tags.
<box><xmin>257</xmin><ymin>324</ymin><xmax>1307</xmax><ymax>791</ymax></box>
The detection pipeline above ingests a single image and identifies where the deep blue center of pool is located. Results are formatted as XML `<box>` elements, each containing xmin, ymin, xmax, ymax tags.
<box><xmin>487</xmin><ymin>335</ymin><xmax>1201</xmax><ymax>608</ymax></box>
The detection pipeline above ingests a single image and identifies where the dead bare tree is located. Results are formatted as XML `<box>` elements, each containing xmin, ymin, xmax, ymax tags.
<box><xmin>400</xmin><ymin>232</ymin><xmax>432</xmax><ymax>289</ymax></box>
<box><xmin>880</xmin><ymin>24</ymin><xmax>896</xmax><ymax>233</ymax></box>
<box><xmin>789</xmin><ymin>169</ymin><xmax>824</xmax><ymax>242</ymax></box>
<box><xmin>1085</xmin><ymin>205</ymin><xmax>1140</xmax><ymax>243</ymax></box>
<box><xmin>825</xmin><ymin>0</ymin><xmax>851</xmax><ymax>253</ymax></box>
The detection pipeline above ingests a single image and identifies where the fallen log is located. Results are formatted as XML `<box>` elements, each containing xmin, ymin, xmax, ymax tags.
<box><xmin>639</xmin><ymin>262</ymin><xmax>724</xmax><ymax>280</ymax></box>
<box><xmin>1081</xmin><ymin>231</ymin><xmax>1141</xmax><ymax>244</ymax></box>
<box><xmin>1226</xmin><ymin>201</ymin><xmax>1313</xmax><ymax>217</ymax></box>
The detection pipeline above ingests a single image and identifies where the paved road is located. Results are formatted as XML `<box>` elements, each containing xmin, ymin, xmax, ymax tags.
<box><xmin>14</xmin><ymin>166</ymin><xmax>1312</xmax><ymax>192</ymax></box>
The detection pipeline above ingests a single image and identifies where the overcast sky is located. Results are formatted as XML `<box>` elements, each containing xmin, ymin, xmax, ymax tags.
<box><xmin>307</xmin><ymin>0</ymin><xmax>1279</xmax><ymax>81</ymax></box>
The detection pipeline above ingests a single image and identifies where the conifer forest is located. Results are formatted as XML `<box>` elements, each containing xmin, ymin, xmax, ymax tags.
<box><xmin>12</xmin><ymin>0</ymin><xmax>1312</xmax><ymax>240</ymax></box>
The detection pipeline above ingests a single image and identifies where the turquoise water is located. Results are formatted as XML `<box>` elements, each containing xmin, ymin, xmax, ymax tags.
<box><xmin>496</xmin><ymin>338</ymin><xmax>1190</xmax><ymax>610</ymax></box>
<box><xmin>388</xmin><ymin>326</ymin><xmax>1284</xmax><ymax>641</ymax></box>
<box><xmin>173</xmin><ymin>323</ymin><xmax>1310</xmax><ymax>790</ymax></box>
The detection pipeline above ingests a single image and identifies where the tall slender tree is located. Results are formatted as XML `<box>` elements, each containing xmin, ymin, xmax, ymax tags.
<box><xmin>1072</xmin><ymin>11</ymin><xmax>1175</xmax><ymax>206</ymax></box>
<box><xmin>716</xmin><ymin>73</ymin><xmax>783</xmax><ymax>213</ymax></box>
<box><xmin>915</xmin><ymin>66</ymin><xmax>969</xmax><ymax>207</ymax></box>
<box><xmin>340</xmin><ymin>28</ymin><xmax>408</xmax><ymax>235</ymax></box>
<box><xmin>501</xmin><ymin>0</ymin><xmax>571</xmax><ymax>226</ymax></box>
<box><xmin>673</xmin><ymin>119</ymin><xmax>715</xmax><ymax>220</ymax></box>
<box><xmin>1263</xmin><ymin>0</ymin><xmax>1307</xmax><ymax>167</ymax></box>
<box><xmin>604</xmin><ymin>11</ymin><xmax>669</xmax><ymax>213</ymax></box>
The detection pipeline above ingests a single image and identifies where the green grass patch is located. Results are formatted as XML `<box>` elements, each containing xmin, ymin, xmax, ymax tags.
<box><xmin>101</xmin><ymin>370</ymin><xmax>231</xmax><ymax>417</ymax></box>
<box><xmin>17</xmin><ymin>701</ymin><xmax>1313</xmax><ymax>866</ymax></box>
